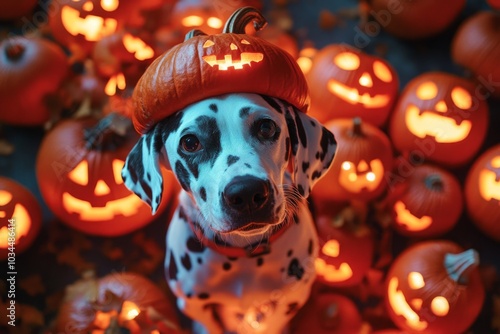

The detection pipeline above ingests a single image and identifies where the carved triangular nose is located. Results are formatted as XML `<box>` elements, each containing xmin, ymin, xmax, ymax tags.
<box><xmin>435</xmin><ymin>100</ymin><xmax>447</xmax><ymax>112</ymax></box>
<box><xmin>359</xmin><ymin>72</ymin><xmax>373</xmax><ymax>87</ymax></box>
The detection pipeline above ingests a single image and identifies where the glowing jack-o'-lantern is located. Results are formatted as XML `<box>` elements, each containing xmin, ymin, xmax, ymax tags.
<box><xmin>314</xmin><ymin>215</ymin><xmax>374</xmax><ymax>287</ymax></box>
<box><xmin>389</xmin><ymin>72</ymin><xmax>488</xmax><ymax>167</ymax></box>
<box><xmin>36</xmin><ymin>115</ymin><xmax>178</xmax><ymax>236</ymax></box>
<box><xmin>55</xmin><ymin>272</ymin><xmax>180</xmax><ymax>333</ymax></box>
<box><xmin>465</xmin><ymin>144</ymin><xmax>500</xmax><ymax>241</ymax></box>
<box><xmin>306</xmin><ymin>44</ymin><xmax>398</xmax><ymax>126</ymax></box>
<box><xmin>385</xmin><ymin>240</ymin><xmax>484</xmax><ymax>334</ymax></box>
<box><xmin>0</xmin><ymin>177</ymin><xmax>42</xmax><ymax>260</ymax></box>
<box><xmin>313</xmin><ymin>117</ymin><xmax>393</xmax><ymax>202</ymax></box>
<box><xmin>389</xmin><ymin>164</ymin><xmax>463</xmax><ymax>238</ymax></box>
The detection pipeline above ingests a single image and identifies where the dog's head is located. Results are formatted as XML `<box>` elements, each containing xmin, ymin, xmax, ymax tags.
<box><xmin>122</xmin><ymin>93</ymin><xmax>336</xmax><ymax>237</ymax></box>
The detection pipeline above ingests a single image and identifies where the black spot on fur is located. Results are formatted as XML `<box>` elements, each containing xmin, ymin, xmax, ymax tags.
<box><xmin>319</xmin><ymin>126</ymin><xmax>336</xmax><ymax>162</ymax></box>
<box><xmin>146</xmin><ymin>172</ymin><xmax>151</xmax><ymax>182</ymax></box>
<box><xmin>285</xmin><ymin>110</ymin><xmax>299</xmax><ymax>156</ymax></box>
<box><xmin>181</xmin><ymin>253</ymin><xmax>192</xmax><ymax>271</ymax></box>
<box><xmin>155</xmin><ymin>195</ymin><xmax>161</xmax><ymax>207</ymax></box>
<box><xmin>311</xmin><ymin>170</ymin><xmax>322</xmax><ymax>180</ymax></box>
<box><xmin>287</xmin><ymin>249</ymin><xmax>293</xmax><ymax>257</ymax></box>
<box><xmin>227</xmin><ymin>155</ymin><xmax>240</xmax><ymax>166</ymax></box>
<box><xmin>187</xmin><ymin>236</ymin><xmax>206</xmax><ymax>253</ymax></box>
<box><xmin>200</xmin><ymin>187</ymin><xmax>207</xmax><ymax>202</ymax></box>
<box><xmin>167</xmin><ymin>252</ymin><xmax>177</xmax><ymax>281</ymax></box>
<box><xmin>293</xmin><ymin>109</ymin><xmax>308</xmax><ymax>149</ymax></box>
<box><xmin>186</xmin><ymin>292</ymin><xmax>192</xmax><ymax>298</ymax></box>
<box><xmin>198</xmin><ymin>292</ymin><xmax>210</xmax><ymax>300</ymax></box>
<box><xmin>257</xmin><ymin>257</ymin><xmax>264</xmax><ymax>267</ymax></box>
<box><xmin>244</xmin><ymin>163</ymin><xmax>251</xmax><ymax>168</ymax></box>
<box><xmin>178</xmin><ymin>207</ymin><xmax>188</xmax><ymax>222</ymax></box>
<box><xmin>285</xmin><ymin>137</ymin><xmax>290</xmax><ymax>162</ymax></box>
<box><xmin>197</xmin><ymin>258</ymin><xmax>203</xmax><ymax>264</ymax></box>
<box><xmin>209</xmin><ymin>103</ymin><xmax>218</xmax><ymax>113</ymax></box>
<box><xmin>159</xmin><ymin>110</ymin><xmax>185</xmax><ymax>143</ymax></box>
<box><xmin>310</xmin><ymin>120</ymin><xmax>317</xmax><ymax>127</ymax></box>
<box><xmin>239</xmin><ymin>107</ymin><xmax>251</xmax><ymax>118</ymax></box>
<box><xmin>139</xmin><ymin>180</ymin><xmax>152</xmax><ymax>201</ymax></box>
<box><xmin>287</xmin><ymin>258</ymin><xmax>304</xmax><ymax>280</ymax></box>
<box><xmin>260</xmin><ymin>95</ymin><xmax>283</xmax><ymax>113</ymax></box>
<box><xmin>286</xmin><ymin>302</ymin><xmax>300</xmax><ymax>315</ymax></box>
<box><xmin>175</xmin><ymin>161</ymin><xmax>191</xmax><ymax>191</ymax></box>
<box><xmin>302</xmin><ymin>161</ymin><xmax>309</xmax><ymax>174</ymax></box>
<box><xmin>308</xmin><ymin>239</ymin><xmax>313</xmax><ymax>255</ymax></box>
<box><xmin>222</xmin><ymin>262</ymin><xmax>231</xmax><ymax>271</ymax></box>
<box><xmin>297</xmin><ymin>184</ymin><xmax>305</xmax><ymax>197</ymax></box>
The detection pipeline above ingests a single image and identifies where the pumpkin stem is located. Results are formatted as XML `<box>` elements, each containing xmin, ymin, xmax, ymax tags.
<box><xmin>444</xmin><ymin>249</ymin><xmax>479</xmax><ymax>285</ymax></box>
<box><xmin>84</xmin><ymin>113</ymin><xmax>131</xmax><ymax>151</ymax></box>
<box><xmin>4</xmin><ymin>42</ymin><xmax>24</xmax><ymax>61</ymax></box>
<box><xmin>184</xmin><ymin>29</ymin><xmax>207</xmax><ymax>41</ymax></box>
<box><xmin>223</xmin><ymin>6</ymin><xmax>267</xmax><ymax>34</ymax></box>
<box><xmin>425</xmin><ymin>174</ymin><xmax>444</xmax><ymax>192</ymax></box>
<box><xmin>350</xmin><ymin>117</ymin><xmax>365</xmax><ymax>137</ymax></box>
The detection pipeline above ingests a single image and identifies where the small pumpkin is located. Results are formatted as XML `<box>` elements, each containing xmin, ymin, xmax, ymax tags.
<box><xmin>36</xmin><ymin>114</ymin><xmax>178</xmax><ymax>236</ymax></box>
<box><xmin>465</xmin><ymin>144</ymin><xmax>500</xmax><ymax>241</ymax></box>
<box><xmin>307</xmin><ymin>44</ymin><xmax>398</xmax><ymax>127</ymax></box>
<box><xmin>313</xmin><ymin>117</ymin><xmax>393</xmax><ymax>202</ymax></box>
<box><xmin>132</xmin><ymin>6</ymin><xmax>308</xmax><ymax>134</ymax></box>
<box><xmin>55</xmin><ymin>272</ymin><xmax>180</xmax><ymax>333</ymax></box>
<box><xmin>368</xmin><ymin>0</ymin><xmax>466</xmax><ymax>39</ymax></box>
<box><xmin>0</xmin><ymin>177</ymin><xmax>42</xmax><ymax>260</ymax></box>
<box><xmin>0</xmin><ymin>36</ymin><xmax>68</xmax><ymax>126</ymax></box>
<box><xmin>389</xmin><ymin>164</ymin><xmax>463</xmax><ymax>238</ymax></box>
<box><xmin>385</xmin><ymin>240</ymin><xmax>484</xmax><ymax>334</ymax></box>
<box><xmin>389</xmin><ymin>72</ymin><xmax>489</xmax><ymax>167</ymax></box>
<box><xmin>451</xmin><ymin>11</ymin><xmax>500</xmax><ymax>98</ymax></box>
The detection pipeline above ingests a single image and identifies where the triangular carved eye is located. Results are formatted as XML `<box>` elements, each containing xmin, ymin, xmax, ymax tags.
<box><xmin>0</xmin><ymin>190</ymin><xmax>13</xmax><ymax>206</ymax></box>
<box><xmin>203</xmin><ymin>40</ymin><xmax>214</xmax><ymax>48</ymax></box>
<box><xmin>230</xmin><ymin>43</ymin><xmax>238</xmax><ymax>50</ymax></box>
<box><xmin>68</xmin><ymin>160</ymin><xmax>89</xmax><ymax>186</ymax></box>
<box><xmin>241</xmin><ymin>39</ymin><xmax>250</xmax><ymax>44</ymax></box>
<box><xmin>451</xmin><ymin>86</ymin><xmax>472</xmax><ymax>109</ymax></box>
<box><xmin>334</xmin><ymin>52</ymin><xmax>360</xmax><ymax>71</ymax></box>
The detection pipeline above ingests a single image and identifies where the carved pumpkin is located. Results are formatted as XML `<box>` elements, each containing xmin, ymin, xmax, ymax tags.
<box><xmin>132</xmin><ymin>7</ymin><xmax>308</xmax><ymax>134</ymax></box>
<box><xmin>389</xmin><ymin>164</ymin><xmax>462</xmax><ymax>238</ymax></box>
<box><xmin>36</xmin><ymin>115</ymin><xmax>178</xmax><ymax>236</ymax></box>
<box><xmin>0</xmin><ymin>36</ymin><xmax>68</xmax><ymax>126</ymax></box>
<box><xmin>291</xmin><ymin>292</ymin><xmax>363</xmax><ymax>334</ymax></box>
<box><xmin>368</xmin><ymin>0</ymin><xmax>466</xmax><ymax>39</ymax></box>
<box><xmin>0</xmin><ymin>177</ymin><xmax>42</xmax><ymax>260</ymax></box>
<box><xmin>389</xmin><ymin>72</ymin><xmax>489</xmax><ymax>167</ymax></box>
<box><xmin>0</xmin><ymin>0</ymin><xmax>38</xmax><ymax>20</ymax></box>
<box><xmin>315</xmin><ymin>214</ymin><xmax>374</xmax><ymax>287</ymax></box>
<box><xmin>313</xmin><ymin>117</ymin><xmax>393</xmax><ymax>202</ymax></box>
<box><xmin>55</xmin><ymin>272</ymin><xmax>180</xmax><ymax>333</ymax></box>
<box><xmin>452</xmin><ymin>11</ymin><xmax>500</xmax><ymax>98</ymax></box>
<box><xmin>385</xmin><ymin>240</ymin><xmax>484</xmax><ymax>334</ymax></box>
<box><xmin>465</xmin><ymin>144</ymin><xmax>500</xmax><ymax>241</ymax></box>
<box><xmin>306</xmin><ymin>44</ymin><xmax>398</xmax><ymax>126</ymax></box>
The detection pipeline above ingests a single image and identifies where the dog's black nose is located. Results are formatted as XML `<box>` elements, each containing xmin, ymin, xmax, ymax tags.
<box><xmin>223</xmin><ymin>176</ymin><xmax>270</xmax><ymax>213</ymax></box>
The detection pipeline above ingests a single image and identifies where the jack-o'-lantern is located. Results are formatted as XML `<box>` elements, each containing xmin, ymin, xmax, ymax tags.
<box><xmin>465</xmin><ymin>144</ymin><xmax>500</xmax><ymax>241</ymax></box>
<box><xmin>0</xmin><ymin>36</ymin><xmax>69</xmax><ymax>126</ymax></box>
<box><xmin>452</xmin><ymin>11</ymin><xmax>500</xmax><ymax>98</ymax></box>
<box><xmin>306</xmin><ymin>44</ymin><xmax>398</xmax><ymax>126</ymax></box>
<box><xmin>0</xmin><ymin>177</ymin><xmax>42</xmax><ymax>260</ymax></box>
<box><xmin>171</xmin><ymin>0</ymin><xmax>263</xmax><ymax>36</ymax></box>
<box><xmin>314</xmin><ymin>214</ymin><xmax>374</xmax><ymax>287</ymax></box>
<box><xmin>385</xmin><ymin>240</ymin><xmax>484</xmax><ymax>334</ymax></box>
<box><xmin>291</xmin><ymin>292</ymin><xmax>363</xmax><ymax>334</ymax></box>
<box><xmin>55</xmin><ymin>272</ymin><xmax>180</xmax><ymax>333</ymax></box>
<box><xmin>36</xmin><ymin>114</ymin><xmax>178</xmax><ymax>236</ymax></box>
<box><xmin>313</xmin><ymin>118</ymin><xmax>393</xmax><ymax>202</ymax></box>
<box><xmin>0</xmin><ymin>0</ymin><xmax>38</xmax><ymax>20</ymax></box>
<box><xmin>389</xmin><ymin>164</ymin><xmax>462</xmax><ymax>238</ymax></box>
<box><xmin>296</xmin><ymin>45</ymin><xmax>317</xmax><ymax>75</ymax></box>
<box><xmin>368</xmin><ymin>0</ymin><xmax>466</xmax><ymax>39</ymax></box>
<box><xmin>389</xmin><ymin>72</ymin><xmax>488</xmax><ymax>167</ymax></box>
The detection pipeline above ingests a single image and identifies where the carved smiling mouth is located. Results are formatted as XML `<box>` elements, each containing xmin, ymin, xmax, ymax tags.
<box><xmin>479</xmin><ymin>169</ymin><xmax>500</xmax><ymax>201</ymax></box>
<box><xmin>327</xmin><ymin>79</ymin><xmax>390</xmax><ymax>108</ymax></box>
<box><xmin>394</xmin><ymin>201</ymin><xmax>433</xmax><ymax>231</ymax></box>
<box><xmin>405</xmin><ymin>105</ymin><xmax>472</xmax><ymax>143</ymax></box>
<box><xmin>61</xmin><ymin>6</ymin><xmax>118</xmax><ymax>41</ymax></box>
<box><xmin>315</xmin><ymin>257</ymin><xmax>353</xmax><ymax>282</ymax></box>
<box><xmin>202</xmin><ymin>53</ymin><xmax>264</xmax><ymax>70</ymax></box>
<box><xmin>388</xmin><ymin>277</ymin><xmax>428</xmax><ymax>331</ymax></box>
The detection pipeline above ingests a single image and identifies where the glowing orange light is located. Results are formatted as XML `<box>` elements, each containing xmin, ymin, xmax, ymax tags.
<box><xmin>339</xmin><ymin>159</ymin><xmax>384</xmax><ymax>192</ymax></box>
<box><xmin>122</xmin><ymin>34</ymin><xmax>154</xmax><ymax>61</ymax></box>
<box><xmin>394</xmin><ymin>201</ymin><xmax>433</xmax><ymax>231</ymax></box>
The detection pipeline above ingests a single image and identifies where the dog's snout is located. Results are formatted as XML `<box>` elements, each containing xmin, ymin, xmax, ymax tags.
<box><xmin>223</xmin><ymin>176</ymin><xmax>270</xmax><ymax>213</ymax></box>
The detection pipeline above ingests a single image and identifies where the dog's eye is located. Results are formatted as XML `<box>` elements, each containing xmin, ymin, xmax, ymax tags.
<box><xmin>180</xmin><ymin>135</ymin><xmax>202</xmax><ymax>152</ymax></box>
<box><xmin>256</xmin><ymin>119</ymin><xmax>277</xmax><ymax>140</ymax></box>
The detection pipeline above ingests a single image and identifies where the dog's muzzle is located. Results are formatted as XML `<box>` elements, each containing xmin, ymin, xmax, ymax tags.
<box><xmin>221</xmin><ymin>175</ymin><xmax>275</xmax><ymax>230</ymax></box>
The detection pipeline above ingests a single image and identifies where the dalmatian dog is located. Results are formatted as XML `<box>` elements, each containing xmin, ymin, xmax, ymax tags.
<box><xmin>122</xmin><ymin>93</ymin><xmax>337</xmax><ymax>333</ymax></box>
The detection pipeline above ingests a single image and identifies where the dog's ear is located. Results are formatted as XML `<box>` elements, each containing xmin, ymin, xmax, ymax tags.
<box><xmin>284</xmin><ymin>102</ymin><xmax>337</xmax><ymax>198</ymax></box>
<box><xmin>122</xmin><ymin>124</ymin><xmax>167</xmax><ymax>214</ymax></box>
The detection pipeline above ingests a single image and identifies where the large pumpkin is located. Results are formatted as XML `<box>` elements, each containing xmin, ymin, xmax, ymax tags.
<box><xmin>465</xmin><ymin>144</ymin><xmax>500</xmax><ymax>241</ymax></box>
<box><xmin>0</xmin><ymin>177</ymin><xmax>42</xmax><ymax>260</ymax></box>
<box><xmin>452</xmin><ymin>11</ymin><xmax>500</xmax><ymax>98</ymax></box>
<box><xmin>307</xmin><ymin>44</ymin><xmax>399</xmax><ymax>127</ymax></box>
<box><xmin>389</xmin><ymin>72</ymin><xmax>489</xmax><ymax>167</ymax></box>
<box><xmin>385</xmin><ymin>240</ymin><xmax>484</xmax><ymax>334</ymax></box>
<box><xmin>132</xmin><ymin>6</ymin><xmax>308</xmax><ymax>134</ymax></box>
<box><xmin>36</xmin><ymin>115</ymin><xmax>178</xmax><ymax>236</ymax></box>
<box><xmin>0</xmin><ymin>36</ymin><xmax>69</xmax><ymax>126</ymax></box>
<box><xmin>313</xmin><ymin>117</ymin><xmax>393</xmax><ymax>202</ymax></box>
<box><xmin>389</xmin><ymin>164</ymin><xmax>463</xmax><ymax>238</ymax></box>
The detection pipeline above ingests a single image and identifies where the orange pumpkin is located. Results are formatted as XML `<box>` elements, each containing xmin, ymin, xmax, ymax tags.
<box><xmin>313</xmin><ymin>117</ymin><xmax>393</xmax><ymax>202</ymax></box>
<box><xmin>389</xmin><ymin>72</ymin><xmax>489</xmax><ymax>167</ymax></box>
<box><xmin>465</xmin><ymin>144</ymin><xmax>500</xmax><ymax>241</ymax></box>
<box><xmin>389</xmin><ymin>164</ymin><xmax>462</xmax><ymax>238</ymax></box>
<box><xmin>132</xmin><ymin>7</ymin><xmax>308</xmax><ymax>134</ymax></box>
<box><xmin>0</xmin><ymin>177</ymin><xmax>42</xmax><ymax>260</ymax></box>
<box><xmin>385</xmin><ymin>240</ymin><xmax>484</xmax><ymax>334</ymax></box>
<box><xmin>36</xmin><ymin>115</ymin><xmax>178</xmax><ymax>236</ymax></box>
<box><xmin>307</xmin><ymin>44</ymin><xmax>398</xmax><ymax>127</ymax></box>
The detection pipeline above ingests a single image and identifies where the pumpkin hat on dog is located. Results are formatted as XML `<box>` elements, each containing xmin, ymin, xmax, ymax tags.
<box><xmin>132</xmin><ymin>7</ymin><xmax>309</xmax><ymax>134</ymax></box>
